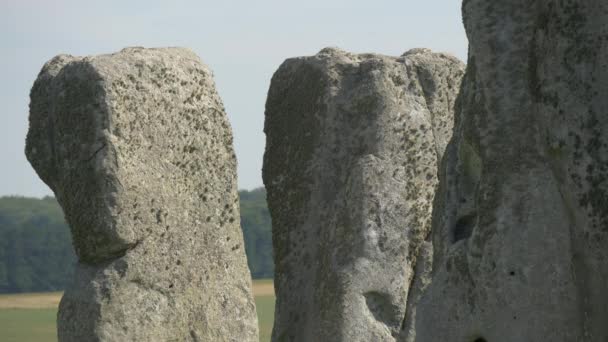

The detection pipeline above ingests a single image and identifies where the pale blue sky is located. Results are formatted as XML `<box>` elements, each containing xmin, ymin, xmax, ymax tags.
<box><xmin>1</xmin><ymin>0</ymin><xmax>467</xmax><ymax>197</ymax></box>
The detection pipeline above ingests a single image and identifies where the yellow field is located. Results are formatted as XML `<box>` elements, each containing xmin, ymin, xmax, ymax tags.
<box><xmin>0</xmin><ymin>292</ymin><xmax>63</xmax><ymax>309</ymax></box>
<box><xmin>251</xmin><ymin>278</ymin><xmax>275</xmax><ymax>297</ymax></box>
<box><xmin>0</xmin><ymin>280</ymin><xmax>276</xmax><ymax>342</ymax></box>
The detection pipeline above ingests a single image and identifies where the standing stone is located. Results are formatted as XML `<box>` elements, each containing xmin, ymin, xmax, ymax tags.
<box><xmin>263</xmin><ymin>47</ymin><xmax>464</xmax><ymax>342</ymax></box>
<box><xmin>416</xmin><ymin>1</ymin><xmax>608</xmax><ymax>341</ymax></box>
<box><xmin>26</xmin><ymin>47</ymin><xmax>258</xmax><ymax>342</ymax></box>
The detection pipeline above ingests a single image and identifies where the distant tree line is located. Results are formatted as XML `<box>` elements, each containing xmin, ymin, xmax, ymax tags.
<box><xmin>0</xmin><ymin>188</ymin><xmax>273</xmax><ymax>294</ymax></box>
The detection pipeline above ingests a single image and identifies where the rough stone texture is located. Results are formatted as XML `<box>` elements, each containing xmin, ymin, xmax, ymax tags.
<box><xmin>262</xmin><ymin>47</ymin><xmax>464</xmax><ymax>342</ymax></box>
<box><xmin>26</xmin><ymin>47</ymin><xmax>258</xmax><ymax>342</ymax></box>
<box><xmin>416</xmin><ymin>1</ymin><xmax>608</xmax><ymax>341</ymax></box>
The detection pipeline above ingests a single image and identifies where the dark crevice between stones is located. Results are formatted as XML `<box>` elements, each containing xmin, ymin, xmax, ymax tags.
<box><xmin>452</xmin><ymin>213</ymin><xmax>477</xmax><ymax>243</ymax></box>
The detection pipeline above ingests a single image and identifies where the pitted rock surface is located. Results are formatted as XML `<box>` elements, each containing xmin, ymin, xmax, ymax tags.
<box><xmin>26</xmin><ymin>47</ymin><xmax>258</xmax><ymax>342</ymax></box>
<box><xmin>415</xmin><ymin>2</ymin><xmax>608</xmax><ymax>341</ymax></box>
<box><xmin>263</xmin><ymin>47</ymin><xmax>464</xmax><ymax>342</ymax></box>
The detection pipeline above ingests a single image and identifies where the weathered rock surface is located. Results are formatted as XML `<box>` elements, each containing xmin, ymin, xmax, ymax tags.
<box><xmin>416</xmin><ymin>1</ymin><xmax>608</xmax><ymax>341</ymax></box>
<box><xmin>26</xmin><ymin>47</ymin><xmax>258</xmax><ymax>342</ymax></box>
<box><xmin>263</xmin><ymin>47</ymin><xmax>464</xmax><ymax>342</ymax></box>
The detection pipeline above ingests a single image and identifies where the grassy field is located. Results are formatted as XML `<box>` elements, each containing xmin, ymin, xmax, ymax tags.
<box><xmin>0</xmin><ymin>280</ymin><xmax>275</xmax><ymax>342</ymax></box>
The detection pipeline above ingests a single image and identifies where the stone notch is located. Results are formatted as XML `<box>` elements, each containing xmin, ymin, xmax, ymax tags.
<box><xmin>415</xmin><ymin>1</ymin><xmax>608</xmax><ymax>341</ymax></box>
<box><xmin>26</xmin><ymin>47</ymin><xmax>258</xmax><ymax>342</ymax></box>
<box><xmin>263</xmin><ymin>47</ymin><xmax>464</xmax><ymax>342</ymax></box>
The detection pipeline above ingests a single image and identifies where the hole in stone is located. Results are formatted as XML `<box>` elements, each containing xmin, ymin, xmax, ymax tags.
<box><xmin>363</xmin><ymin>291</ymin><xmax>400</xmax><ymax>329</ymax></box>
<box><xmin>509</xmin><ymin>271</ymin><xmax>515</xmax><ymax>276</ymax></box>
<box><xmin>473</xmin><ymin>338</ymin><xmax>487</xmax><ymax>342</ymax></box>
<box><xmin>452</xmin><ymin>213</ymin><xmax>476</xmax><ymax>243</ymax></box>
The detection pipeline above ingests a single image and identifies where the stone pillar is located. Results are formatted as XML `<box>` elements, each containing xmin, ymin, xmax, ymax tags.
<box><xmin>26</xmin><ymin>47</ymin><xmax>258</xmax><ymax>342</ymax></box>
<box><xmin>263</xmin><ymin>47</ymin><xmax>464</xmax><ymax>342</ymax></box>
<box><xmin>416</xmin><ymin>1</ymin><xmax>608</xmax><ymax>341</ymax></box>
